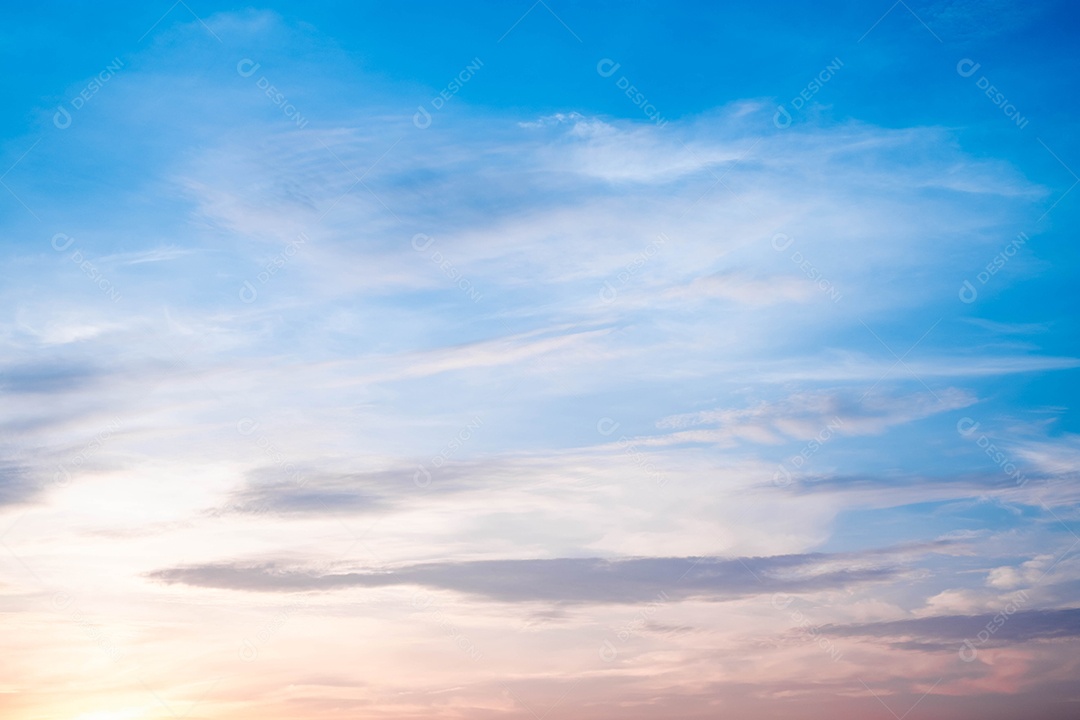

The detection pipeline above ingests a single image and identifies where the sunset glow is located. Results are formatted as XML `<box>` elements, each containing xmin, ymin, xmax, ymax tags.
<box><xmin>2</xmin><ymin>2</ymin><xmax>1078</xmax><ymax>719</ymax></box>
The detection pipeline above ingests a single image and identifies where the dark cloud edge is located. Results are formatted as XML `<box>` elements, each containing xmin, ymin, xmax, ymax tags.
<box><xmin>146</xmin><ymin>543</ymin><xmax>960</xmax><ymax>604</ymax></box>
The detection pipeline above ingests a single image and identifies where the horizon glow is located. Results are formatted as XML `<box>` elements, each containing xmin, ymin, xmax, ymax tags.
<box><xmin>1</xmin><ymin>2</ymin><xmax>1078</xmax><ymax>719</ymax></box>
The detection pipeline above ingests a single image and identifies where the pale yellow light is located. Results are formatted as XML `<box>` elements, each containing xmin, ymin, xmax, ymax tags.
<box><xmin>72</xmin><ymin>710</ymin><xmax>143</xmax><ymax>720</ymax></box>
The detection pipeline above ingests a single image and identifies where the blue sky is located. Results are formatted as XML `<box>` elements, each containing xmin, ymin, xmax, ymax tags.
<box><xmin>1</xmin><ymin>2</ymin><xmax>1079</xmax><ymax>719</ymax></box>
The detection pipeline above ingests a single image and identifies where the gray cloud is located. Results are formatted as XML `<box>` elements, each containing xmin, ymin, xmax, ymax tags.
<box><xmin>0</xmin><ymin>463</ymin><xmax>39</xmax><ymax>507</ymax></box>
<box><xmin>0</xmin><ymin>361</ymin><xmax>106</xmax><ymax>394</ymax></box>
<box><xmin>823</xmin><ymin>607</ymin><xmax>1080</xmax><ymax>648</ymax></box>
<box><xmin>218</xmin><ymin>462</ymin><xmax>490</xmax><ymax>517</ymax></box>
<box><xmin>224</xmin><ymin>480</ymin><xmax>383</xmax><ymax>516</ymax></box>
<box><xmin>786</xmin><ymin>470</ymin><xmax>1039</xmax><ymax>494</ymax></box>
<box><xmin>149</xmin><ymin>552</ymin><xmax>899</xmax><ymax>603</ymax></box>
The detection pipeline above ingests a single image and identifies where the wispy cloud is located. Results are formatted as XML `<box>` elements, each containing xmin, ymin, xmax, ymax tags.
<box><xmin>2</xmin><ymin>3</ymin><xmax>1077</xmax><ymax>718</ymax></box>
<box><xmin>149</xmin><ymin>551</ymin><xmax>905</xmax><ymax>602</ymax></box>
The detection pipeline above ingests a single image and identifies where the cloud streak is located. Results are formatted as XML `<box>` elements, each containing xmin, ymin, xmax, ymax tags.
<box><xmin>148</xmin><ymin>549</ymin><xmax>919</xmax><ymax>602</ymax></box>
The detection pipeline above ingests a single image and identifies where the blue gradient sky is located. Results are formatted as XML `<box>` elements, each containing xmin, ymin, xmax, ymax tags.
<box><xmin>1</xmin><ymin>2</ymin><xmax>1079</xmax><ymax>719</ymax></box>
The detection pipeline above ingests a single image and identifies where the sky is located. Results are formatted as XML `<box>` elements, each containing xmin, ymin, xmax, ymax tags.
<box><xmin>1</xmin><ymin>1</ymin><xmax>1079</xmax><ymax>718</ymax></box>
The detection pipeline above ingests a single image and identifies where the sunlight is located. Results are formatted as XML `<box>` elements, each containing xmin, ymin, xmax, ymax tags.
<box><xmin>72</xmin><ymin>710</ymin><xmax>143</xmax><ymax>720</ymax></box>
